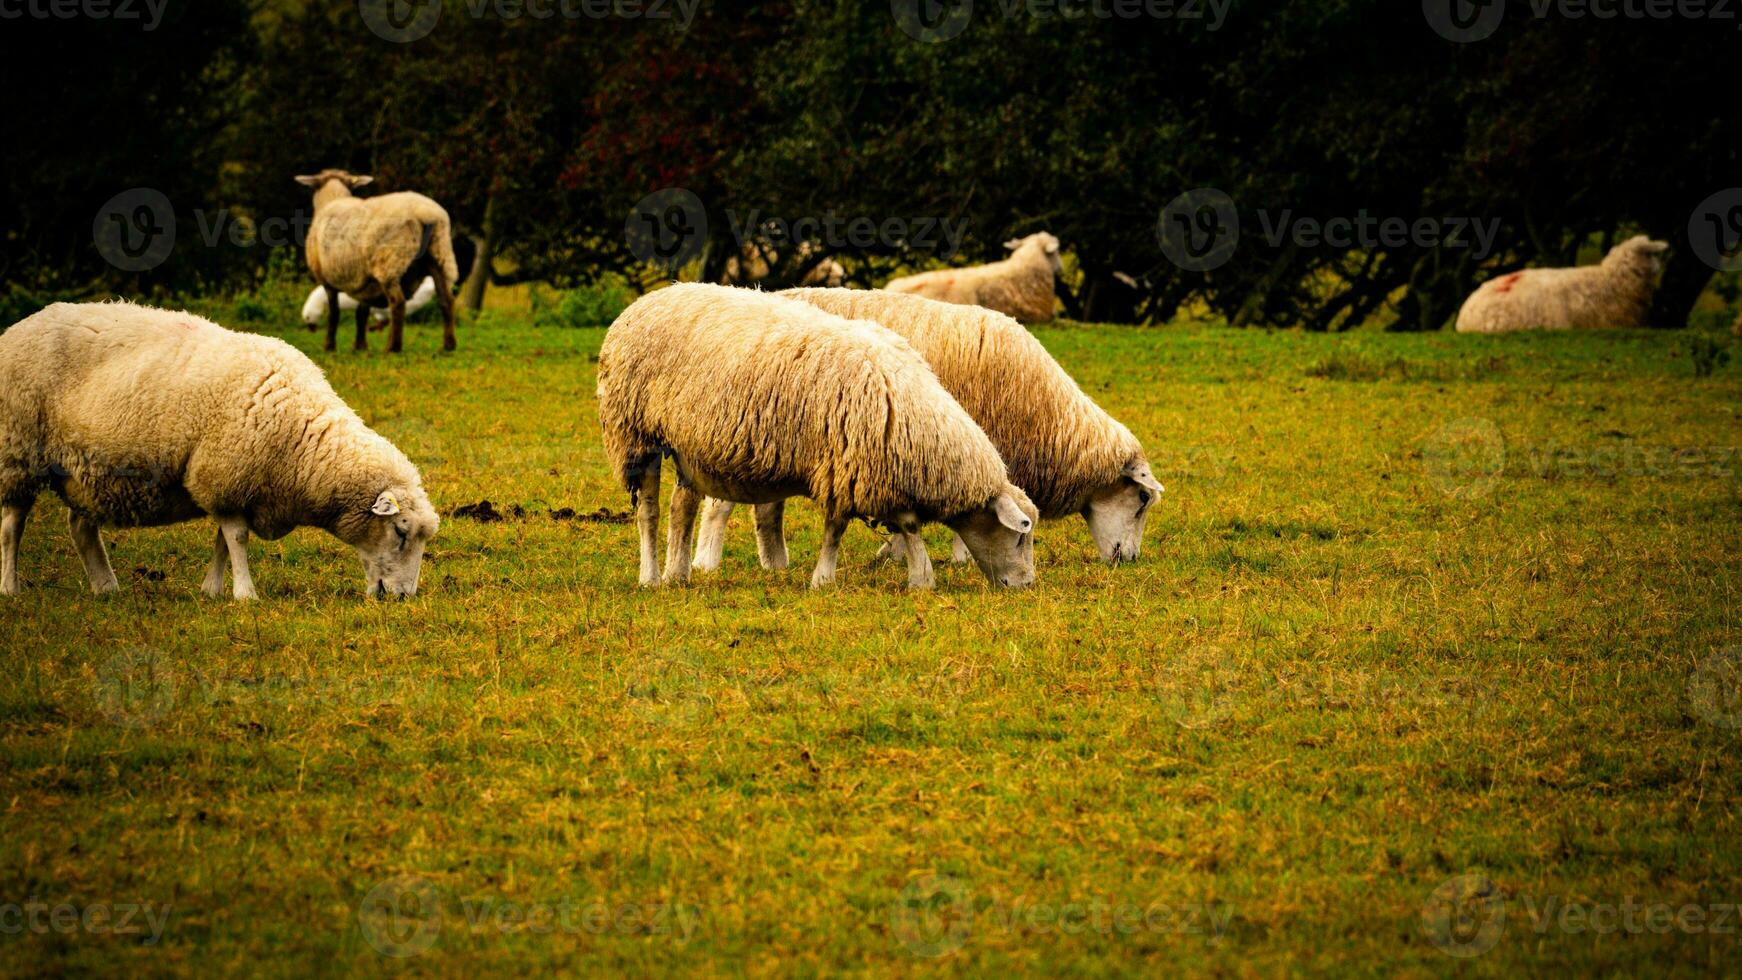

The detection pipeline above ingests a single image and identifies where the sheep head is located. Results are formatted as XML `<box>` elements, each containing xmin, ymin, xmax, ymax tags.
<box><xmin>332</xmin><ymin>485</ymin><xmax>439</xmax><ymax>598</ymax></box>
<box><xmin>1005</xmin><ymin>232</ymin><xmax>1063</xmax><ymax>276</ymax></box>
<box><xmin>294</xmin><ymin>169</ymin><xmax>375</xmax><ymax>209</ymax></box>
<box><xmin>945</xmin><ymin>485</ymin><xmax>1038</xmax><ymax>588</ymax></box>
<box><xmin>1082</xmin><ymin>456</ymin><xmax>1163</xmax><ymax>565</ymax></box>
<box><xmin>1608</xmin><ymin>235</ymin><xmax>1671</xmax><ymax>277</ymax></box>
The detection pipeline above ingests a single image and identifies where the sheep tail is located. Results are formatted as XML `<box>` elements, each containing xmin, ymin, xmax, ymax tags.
<box><xmin>424</xmin><ymin>217</ymin><xmax>461</xmax><ymax>286</ymax></box>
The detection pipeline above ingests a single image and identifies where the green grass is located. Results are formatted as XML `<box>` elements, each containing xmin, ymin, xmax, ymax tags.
<box><xmin>2</xmin><ymin>310</ymin><xmax>1740</xmax><ymax>976</ymax></box>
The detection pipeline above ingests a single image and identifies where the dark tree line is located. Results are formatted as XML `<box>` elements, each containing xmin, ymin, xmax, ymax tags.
<box><xmin>2</xmin><ymin>0</ymin><xmax>1736</xmax><ymax>329</ymax></box>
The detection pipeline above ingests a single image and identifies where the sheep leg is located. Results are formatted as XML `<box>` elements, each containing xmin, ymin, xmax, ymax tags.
<box><xmin>218</xmin><ymin>517</ymin><xmax>257</xmax><ymax>601</ymax></box>
<box><xmin>385</xmin><ymin>279</ymin><xmax>407</xmax><ymax>354</ymax></box>
<box><xmin>904</xmin><ymin>531</ymin><xmax>935</xmax><ymax>590</ymax></box>
<box><xmin>951</xmin><ymin>533</ymin><xmax>971</xmax><ymax>564</ymax></box>
<box><xmin>664</xmin><ymin>483</ymin><xmax>700</xmax><ymax>585</ymax></box>
<box><xmin>876</xmin><ymin>534</ymin><xmax>907</xmax><ymax>563</ymax></box>
<box><xmin>633</xmin><ymin>458</ymin><xmax>662</xmax><ymax>587</ymax></box>
<box><xmin>810</xmin><ymin>515</ymin><xmax>849</xmax><ymax>588</ymax></box>
<box><xmin>67</xmin><ymin>510</ymin><xmax>119</xmax><ymax>594</ymax></box>
<box><xmin>353</xmin><ymin>301</ymin><xmax>370</xmax><ymax>352</ymax></box>
<box><xmin>434</xmin><ymin>269</ymin><xmax>457</xmax><ymax>352</ymax></box>
<box><xmin>200</xmin><ymin>526</ymin><xmax>228</xmax><ymax>598</ymax></box>
<box><xmin>323</xmin><ymin>286</ymin><xmax>341</xmax><ymax>352</ymax></box>
<box><xmin>1</xmin><ymin>500</ymin><xmax>33</xmax><ymax>596</ymax></box>
<box><xmin>753</xmin><ymin>501</ymin><xmax>789</xmax><ymax>570</ymax></box>
<box><xmin>692</xmin><ymin>497</ymin><xmax>734</xmax><ymax>573</ymax></box>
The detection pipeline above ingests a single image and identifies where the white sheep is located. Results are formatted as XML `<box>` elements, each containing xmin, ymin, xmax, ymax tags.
<box><xmin>301</xmin><ymin>277</ymin><xmax>437</xmax><ymax>328</ymax></box>
<box><xmin>596</xmin><ymin>283</ymin><xmax>1038</xmax><ymax>590</ymax></box>
<box><xmin>0</xmin><ymin>301</ymin><xmax>438</xmax><ymax>600</ymax></box>
<box><xmin>694</xmin><ymin>288</ymin><xmax>1162</xmax><ymax>573</ymax></box>
<box><xmin>883</xmin><ymin>231</ymin><xmax>1062</xmax><ymax>323</ymax></box>
<box><xmin>296</xmin><ymin>168</ymin><xmax>460</xmax><ymax>353</ymax></box>
<box><xmin>1455</xmin><ymin>235</ymin><xmax>1669</xmax><ymax>333</ymax></box>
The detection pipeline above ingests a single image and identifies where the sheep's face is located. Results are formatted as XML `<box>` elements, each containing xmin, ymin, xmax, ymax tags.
<box><xmin>946</xmin><ymin>488</ymin><xmax>1038</xmax><ymax>588</ymax></box>
<box><xmin>1614</xmin><ymin>235</ymin><xmax>1671</xmax><ymax>277</ymax></box>
<box><xmin>342</xmin><ymin>489</ymin><xmax>438</xmax><ymax>598</ymax></box>
<box><xmin>1082</xmin><ymin>458</ymin><xmax>1163</xmax><ymax>565</ymax></box>
<box><xmin>1006</xmin><ymin>232</ymin><xmax>1063</xmax><ymax>276</ymax></box>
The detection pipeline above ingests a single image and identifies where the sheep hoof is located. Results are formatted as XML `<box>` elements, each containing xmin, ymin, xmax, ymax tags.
<box><xmin>443</xmin><ymin>341</ymin><xmax>456</xmax><ymax>353</ymax></box>
<box><xmin>90</xmin><ymin>578</ymin><xmax>120</xmax><ymax>595</ymax></box>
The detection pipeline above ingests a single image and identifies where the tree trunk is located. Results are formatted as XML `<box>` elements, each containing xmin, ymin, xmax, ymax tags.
<box><xmin>459</xmin><ymin>194</ymin><xmax>499</xmax><ymax>313</ymax></box>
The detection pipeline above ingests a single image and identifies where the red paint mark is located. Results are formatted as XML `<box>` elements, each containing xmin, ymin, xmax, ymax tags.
<box><xmin>1494</xmin><ymin>272</ymin><xmax>1525</xmax><ymax>294</ymax></box>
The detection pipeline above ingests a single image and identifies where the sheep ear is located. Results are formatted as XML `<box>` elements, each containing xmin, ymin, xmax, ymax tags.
<box><xmin>1123</xmin><ymin>459</ymin><xmax>1163</xmax><ymax>495</ymax></box>
<box><xmin>350</xmin><ymin>175</ymin><xmax>375</xmax><ymax>187</ymax></box>
<box><xmin>371</xmin><ymin>491</ymin><xmax>401</xmax><ymax>517</ymax></box>
<box><xmin>1004</xmin><ymin>238</ymin><xmax>1023</xmax><ymax>251</ymax></box>
<box><xmin>294</xmin><ymin>174</ymin><xmax>324</xmax><ymax>187</ymax></box>
<box><xmin>992</xmin><ymin>494</ymin><xmax>1032</xmax><ymax>534</ymax></box>
<box><xmin>1043</xmin><ymin>238</ymin><xmax>1059</xmax><ymax>254</ymax></box>
<box><xmin>1642</xmin><ymin>239</ymin><xmax>1670</xmax><ymax>253</ymax></box>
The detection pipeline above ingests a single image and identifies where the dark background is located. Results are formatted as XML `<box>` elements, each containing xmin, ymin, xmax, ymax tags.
<box><xmin>1</xmin><ymin>0</ymin><xmax>1736</xmax><ymax>329</ymax></box>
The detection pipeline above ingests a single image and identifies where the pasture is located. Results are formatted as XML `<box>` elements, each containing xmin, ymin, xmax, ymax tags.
<box><xmin>2</xmin><ymin>309</ymin><xmax>1739</xmax><ymax>975</ymax></box>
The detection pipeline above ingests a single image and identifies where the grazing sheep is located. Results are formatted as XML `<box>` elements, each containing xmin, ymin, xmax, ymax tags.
<box><xmin>695</xmin><ymin>289</ymin><xmax>1161</xmax><ymax>573</ymax></box>
<box><xmin>296</xmin><ymin>168</ymin><xmax>461</xmax><ymax>353</ymax></box>
<box><xmin>302</xmin><ymin>276</ymin><xmax>437</xmax><ymax>328</ymax></box>
<box><xmin>1455</xmin><ymin>235</ymin><xmax>1669</xmax><ymax>333</ymax></box>
<box><xmin>300</xmin><ymin>235</ymin><xmax>478</xmax><ymax>332</ymax></box>
<box><xmin>0</xmin><ymin>301</ymin><xmax>439</xmax><ymax>600</ymax></box>
<box><xmin>596</xmin><ymin>283</ymin><xmax>1038</xmax><ymax>590</ymax></box>
<box><xmin>883</xmin><ymin>232</ymin><xmax>1062</xmax><ymax>324</ymax></box>
<box><xmin>721</xmin><ymin>239</ymin><xmax>846</xmax><ymax>288</ymax></box>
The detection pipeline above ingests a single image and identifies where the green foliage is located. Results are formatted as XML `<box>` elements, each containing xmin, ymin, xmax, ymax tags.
<box><xmin>1690</xmin><ymin>336</ymin><xmax>1731</xmax><ymax>378</ymax></box>
<box><xmin>529</xmin><ymin>279</ymin><xmax>633</xmax><ymax>330</ymax></box>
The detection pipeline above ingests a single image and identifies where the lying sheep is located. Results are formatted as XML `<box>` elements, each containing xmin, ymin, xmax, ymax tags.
<box><xmin>883</xmin><ymin>232</ymin><xmax>1062</xmax><ymax>324</ymax></box>
<box><xmin>721</xmin><ymin>239</ymin><xmax>845</xmax><ymax>288</ymax></box>
<box><xmin>695</xmin><ymin>289</ymin><xmax>1161</xmax><ymax>573</ymax></box>
<box><xmin>302</xmin><ymin>276</ymin><xmax>437</xmax><ymax>328</ymax></box>
<box><xmin>597</xmin><ymin>283</ymin><xmax>1038</xmax><ymax>590</ymax></box>
<box><xmin>0</xmin><ymin>301</ymin><xmax>438</xmax><ymax>600</ymax></box>
<box><xmin>1455</xmin><ymin>235</ymin><xmax>1669</xmax><ymax>333</ymax></box>
<box><xmin>296</xmin><ymin>169</ymin><xmax>461</xmax><ymax>353</ymax></box>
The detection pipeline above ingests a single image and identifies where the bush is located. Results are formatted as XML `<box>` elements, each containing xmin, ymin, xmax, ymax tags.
<box><xmin>530</xmin><ymin>280</ymin><xmax>633</xmax><ymax>329</ymax></box>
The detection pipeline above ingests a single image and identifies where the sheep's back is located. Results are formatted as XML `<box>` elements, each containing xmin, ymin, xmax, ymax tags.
<box><xmin>600</xmin><ymin>285</ymin><xmax>1008</xmax><ymax>518</ymax></box>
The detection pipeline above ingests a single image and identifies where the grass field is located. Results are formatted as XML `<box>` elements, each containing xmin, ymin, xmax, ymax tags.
<box><xmin>2</xmin><ymin>307</ymin><xmax>1740</xmax><ymax>976</ymax></box>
